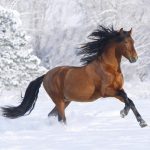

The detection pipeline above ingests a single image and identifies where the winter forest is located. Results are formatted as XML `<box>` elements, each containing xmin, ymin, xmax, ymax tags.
<box><xmin>0</xmin><ymin>0</ymin><xmax>150</xmax><ymax>150</ymax></box>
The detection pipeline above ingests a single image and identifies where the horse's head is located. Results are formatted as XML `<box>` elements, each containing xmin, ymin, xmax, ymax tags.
<box><xmin>116</xmin><ymin>28</ymin><xmax>138</xmax><ymax>63</ymax></box>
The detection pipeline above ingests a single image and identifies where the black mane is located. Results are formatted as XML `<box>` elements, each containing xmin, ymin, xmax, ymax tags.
<box><xmin>77</xmin><ymin>25</ymin><xmax>126</xmax><ymax>65</ymax></box>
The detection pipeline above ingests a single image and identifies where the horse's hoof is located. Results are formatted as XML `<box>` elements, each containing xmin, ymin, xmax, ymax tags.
<box><xmin>139</xmin><ymin>121</ymin><xmax>148</xmax><ymax>128</ymax></box>
<box><xmin>120</xmin><ymin>110</ymin><xmax>126</xmax><ymax>118</ymax></box>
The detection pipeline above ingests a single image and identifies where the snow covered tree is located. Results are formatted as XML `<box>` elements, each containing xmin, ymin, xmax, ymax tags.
<box><xmin>1</xmin><ymin>1</ymin><xmax>150</xmax><ymax>81</ymax></box>
<box><xmin>0</xmin><ymin>6</ymin><xmax>46</xmax><ymax>91</ymax></box>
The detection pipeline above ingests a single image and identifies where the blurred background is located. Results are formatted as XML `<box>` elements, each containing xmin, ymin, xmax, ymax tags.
<box><xmin>1</xmin><ymin>0</ymin><xmax>150</xmax><ymax>85</ymax></box>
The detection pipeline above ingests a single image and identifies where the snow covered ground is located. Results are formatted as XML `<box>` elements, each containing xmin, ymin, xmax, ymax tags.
<box><xmin>0</xmin><ymin>81</ymin><xmax>150</xmax><ymax>150</ymax></box>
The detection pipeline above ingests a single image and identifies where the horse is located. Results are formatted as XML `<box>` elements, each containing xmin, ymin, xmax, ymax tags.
<box><xmin>2</xmin><ymin>26</ymin><xmax>147</xmax><ymax>128</ymax></box>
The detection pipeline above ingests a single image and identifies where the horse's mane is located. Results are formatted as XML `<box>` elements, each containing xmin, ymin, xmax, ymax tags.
<box><xmin>77</xmin><ymin>25</ymin><xmax>127</xmax><ymax>65</ymax></box>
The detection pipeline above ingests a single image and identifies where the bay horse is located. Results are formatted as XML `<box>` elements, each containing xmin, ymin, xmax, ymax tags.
<box><xmin>2</xmin><ymin>26</ymin><xmax>147</xmax><ymax>128</ymax></box>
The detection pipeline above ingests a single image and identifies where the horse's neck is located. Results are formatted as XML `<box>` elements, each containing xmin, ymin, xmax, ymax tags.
<box><xmin>100</xmin><ymin>45</ymin><xmax>122</xmax><ymax>72</ymax></box>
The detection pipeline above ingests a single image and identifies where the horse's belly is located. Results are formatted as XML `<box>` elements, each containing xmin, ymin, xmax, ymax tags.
<box><xmin>64</xmin><ymin>83</ymin><xmax>96</xmax><ymax>102</ymax></box>
<box><xmin>64</xmin><ymin>71</ymin><xmax>96</xmax><ymax>102</ymax></box>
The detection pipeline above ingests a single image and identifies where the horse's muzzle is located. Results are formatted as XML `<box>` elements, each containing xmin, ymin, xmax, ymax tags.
<box><xmin>129</xmin><ymin>56</ymin><xmax>138</xmax><ymax>63</ymax></box>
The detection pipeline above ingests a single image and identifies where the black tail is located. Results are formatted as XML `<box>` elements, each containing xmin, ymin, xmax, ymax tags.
<box><xmin>2</xmin><ymin>75</ymin><xmax>45</xmax><ymax>119</ymax></box>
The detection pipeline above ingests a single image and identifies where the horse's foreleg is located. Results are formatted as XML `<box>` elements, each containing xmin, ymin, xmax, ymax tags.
<box><xmin>117</xmin><ymin>90</ymin><xmax>147</xmax><ymax>128</ymax></box>
<box><xmin>120</xmin><ymin>103</ymin><xmax>130</xmax><ymax>118</ymax></box>
<box><xmin>115</xmin><ymin>95</ymin><xmax>130</xmax><ymax>118</ymax></box>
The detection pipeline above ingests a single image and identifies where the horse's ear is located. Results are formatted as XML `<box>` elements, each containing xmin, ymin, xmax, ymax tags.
<box><xmin>128</xmin><ymin>28</ymin><xmax>132</xmax><ymax>35</ymax></box>
<box><xmin>119</xmin><ymin>28</ymin><xmax>123</xmax><ymax>34</ymax></box>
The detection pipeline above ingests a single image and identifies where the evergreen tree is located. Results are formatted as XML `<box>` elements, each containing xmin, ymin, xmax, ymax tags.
<box><xmin>0</xmin><ymin>6</ymin><xmax>46</xmax><ymax>91</ymax></box>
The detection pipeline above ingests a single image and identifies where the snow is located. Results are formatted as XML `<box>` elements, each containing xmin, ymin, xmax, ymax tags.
<box><xmin>0</xmin><ymin>81</ymin><xmax>150</xmax><ymax>150</ymax></box>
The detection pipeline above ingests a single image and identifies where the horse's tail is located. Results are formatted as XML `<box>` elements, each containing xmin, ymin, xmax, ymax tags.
<box><xmin>1</xmin><ymin>75</ymin><xmax>45</xmax><ymax>119</ymax></box>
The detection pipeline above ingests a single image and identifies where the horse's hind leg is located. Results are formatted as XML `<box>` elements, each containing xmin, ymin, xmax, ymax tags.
<box><xmin>56</xmin><ymin>100</ymin><xmax>67</xmax><ymax>124</ymax></box>
<box><xmin>48</xmin><ymin>101</ymin><xmax>70</xmax><ymax>117</ymax></box>
<box><xmin>48</xmin><ymin>107</ymin><xmax>58</xmax><ymax>117</ymax></box>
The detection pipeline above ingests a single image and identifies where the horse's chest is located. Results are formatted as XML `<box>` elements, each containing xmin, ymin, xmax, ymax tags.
<box><xmin>112</xmin><ymin>72</ymin><xmax>124</xmax><ymax>89</ymax></box>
